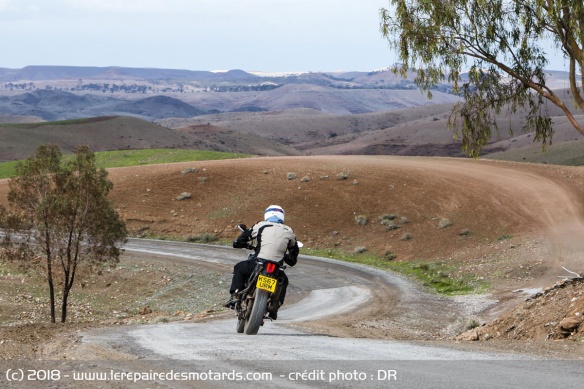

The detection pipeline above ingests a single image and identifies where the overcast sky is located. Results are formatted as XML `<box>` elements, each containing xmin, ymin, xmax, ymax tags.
<box><xmin>0</xmin><ymin>0</ymin><xmax>397</xmax><ymax>72</ymax></box>
<box><xmin>0</xmin><ymin>0</ymin><xmax>569</xmax><ymax>73</ymax></box>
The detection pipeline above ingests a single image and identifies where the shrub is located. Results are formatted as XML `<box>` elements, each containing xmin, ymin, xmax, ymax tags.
<box><xmin>459</xmin><ymin>229</ymin><xmax>470</xmax><ymax>236</ymax></box>
<box><xmin>176</xmin><ymin>192</ymin><xmax>192</xmax><ymax>201</ymax></box>
<box><xmin>381</xmin><ymin>215</ymin><xmax>400</xmax><ymax>230</ymax></box>
<box><xmin>301</xmin><ymin>176</ymin><xmax>311</xmax><ymax>182</ymax></box>
<box><xmin>181</xmin><ymin>167</ymin><xmax>197</xmax><ymax>175</ymax></box>
<box><xmin>354</xmin><ymin>246</ymin><xmax>367</xmax><ymax>254</ymax></box>
<box><xmin>187</xmin><ymin>233</ymin><xmax>217</xmax><ymax>243</ymax></box>
<box><xmin>385</xmin><ymin>222</ymin><xmax>400</xmax><ymax>231</ymax></box>
<box><xmin>287</xmin><ymin>172</ymin><xmax>297</xmax><ymax>180</ymax></box>
<box><xmin>438</xmin><ymin>218</ymin><xmax>452</xmax><ymax>229</ymax></box>
<box><xmin>497</xmin><ymin>234</ymin><xmax>512</xmax><ymax>241</ymax></box>
<box><xmin>416</xmin><ymin>263</ymin><xmax>430</xmax><ymax>271</ymax></box>
<box><xmin>337</xmin><ymin>172</ymin><xmax>350</xmax><ymax>180</ymax></box>
<box><xmin>399</xmin><ymin>216</ymin><xmax>409</xmax><ymax>224</ymax></box>
<box><xmin>383</xmin><ymin>250</ymin><xmax>397</xmax><ymax>261</ymax></box>
<box><xmin>355</xmin><ymin>215</ymin><xmax>368</xmax><ymax>225</ymax></box>
<box><xmin>380</xmin><ymin>214</ymin><xmax>398</xmax><ymax>222</ymax></box>
<box><xmin>136</xmin><ymin>226</ymin><xmax>150</xmax><ymax>238</ymax></box>
<box><xmin>401</xmin><ymin>232</ymin><xmax>412</xmax><ymax>241</ymax></box>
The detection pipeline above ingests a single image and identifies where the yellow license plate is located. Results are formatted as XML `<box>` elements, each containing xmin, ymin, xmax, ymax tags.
<box><xmin>256</xmin><ymin>275</ymin><xmax>277</xmax><ymax>292</ymax></box>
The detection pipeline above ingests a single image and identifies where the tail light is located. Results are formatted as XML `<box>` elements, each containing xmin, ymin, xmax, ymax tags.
<box><xmin>265</xmin><ymin>262</ymin><xmax>276</xmax><ymax>274</ymax></box>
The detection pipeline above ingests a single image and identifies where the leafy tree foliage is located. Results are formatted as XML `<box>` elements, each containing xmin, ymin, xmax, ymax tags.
<box><xmin>2</xmin><ymin>144</ymin><xmax>127</xmax><ymax>323</ymax></box>
<box><xmin>380</xmin><ymin>0</ymin><xmax>584</xmax><ymax>157</ymax></box>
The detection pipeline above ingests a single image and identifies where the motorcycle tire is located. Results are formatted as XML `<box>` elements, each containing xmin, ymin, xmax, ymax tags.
<box><xmin>244</xmin><ymin>288</ymin><xmax>269</xmax><ymax>335</ymax></box>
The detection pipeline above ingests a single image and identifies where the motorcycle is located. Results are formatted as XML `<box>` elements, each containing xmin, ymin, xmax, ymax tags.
<box><xmin>231</xmin><ymin>224</ymin><xmax>300</xmax><ymax>335</ymax></box>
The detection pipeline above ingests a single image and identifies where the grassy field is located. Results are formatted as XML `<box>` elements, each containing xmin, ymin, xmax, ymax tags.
<box><xmin>0</xmin><ymin>149</ymin><xmax>253</xmax><ymax>179</ymax></box>
<box><xmin>0</xmin><ymin>116</ymin><xmax>116</xmax><ymax>129</ymax></box>
<box><xmin>484</xmin><ymin>138</ymin><xmax>584</xmax><ymax>166</ymax></box>
<box><xmin>0</xmin><ymin>161</ymin><xmax>17</xmax><ymax>179</ymax></box>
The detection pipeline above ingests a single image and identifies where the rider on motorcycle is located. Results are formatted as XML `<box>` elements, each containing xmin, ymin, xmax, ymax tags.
<box><xmin>225</xmin><ymin>205</ymin><xmax>299</xmax><ymax>320</ymax></box>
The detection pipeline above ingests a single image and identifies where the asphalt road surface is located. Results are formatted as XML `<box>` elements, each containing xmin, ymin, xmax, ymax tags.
<box><xmin>71</xmin><ymin>239</ymin><xmax>583</xmax><ymax>389</ymax></box>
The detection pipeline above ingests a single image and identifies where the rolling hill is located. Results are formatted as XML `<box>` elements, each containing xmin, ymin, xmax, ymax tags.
<box><xmin>0</xmin><ymin>66</ymin><xmax>582</xmax><ymax>165</ymax></box>
<box><xmin>0</xmin><ymin>116</ymin><xmax>303</xmax><ymax>163</ymax></box>
<box><xmin>0</xmin><ymin>65</ymin><xmax>462</xmax><ymax>122</ymax></box>
<box><xmin>0</xmin><ymin>90</ymin><xmax>208</xmax><ymax>121</ymax></box>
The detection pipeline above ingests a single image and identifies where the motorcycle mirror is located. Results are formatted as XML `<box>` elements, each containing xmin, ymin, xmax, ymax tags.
<box><xmin>237</xmin><ymin>224</ymin><xmax>247</xmax><ymax>232</ymax></box>
<box><xmin>297</xmin><ymin>241</ymin><xmax>304</xmax><ymax>248</ymax></box>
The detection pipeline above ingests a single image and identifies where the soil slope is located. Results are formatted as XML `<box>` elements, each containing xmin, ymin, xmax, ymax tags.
<box><xmin>1</xmin><ymin>155</ymin><xmax>584</xmax><ymax>355</ymax></box>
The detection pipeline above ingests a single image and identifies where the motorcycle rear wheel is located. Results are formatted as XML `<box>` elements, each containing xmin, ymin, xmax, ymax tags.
<box><xmin>244</xmin><ymin>288</ymin><xmax>269</xmax><ymax>335</ymax></box>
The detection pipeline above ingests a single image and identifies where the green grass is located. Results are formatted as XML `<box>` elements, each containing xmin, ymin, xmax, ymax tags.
<box><xmin>303</xmin><ymin>247</ymin><xmax>488</xmax><ymax>296</ymax></box>
<box><xmin>484</xmin><ymin>138</ymin><xmax>584</xmax><ymax>166</ymax></box>
<box><xmin>0</xmin><ymin>116</ymin><xmax>116</xmax><ymax>129</ymax></box>
<box><xmin>0</xmin><ymin>262</ymin><xmax>7</xmax><ymax>276</ymax></box>
<box><xmin>91</xmin><ymin>149</ymin><xmax>251</xmax><ymax>168</ymax></box>
<box><xmin>0</xmin><ymin>149</ymin><xmax>253</xmax><ymax>179</ymax></box>
<box><xmin>0</xmin><ymin>161</ymin><xmax>18</xmax><ymax>179</ymax></box>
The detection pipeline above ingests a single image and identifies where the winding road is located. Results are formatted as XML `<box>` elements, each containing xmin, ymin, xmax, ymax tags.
<box><xmin>3</xmin><ymin>156</ymin><xmax>584</xmax><ymax>387</ymax></box>
<box><xmin>71</xmin><ymin>239</ymin><xmax>584</xmax><ymax>388</ymax></box>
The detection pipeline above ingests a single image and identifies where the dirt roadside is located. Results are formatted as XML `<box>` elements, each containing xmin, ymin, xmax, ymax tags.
<box><xmin>2</xmin><ymin>244</ymin><xmax>583</xmax><ymax>361</ymax></box>
<box><xmin>1</xmin><ymin>156</ymin><xmax>584</xmax><ymax>360</ymax></box>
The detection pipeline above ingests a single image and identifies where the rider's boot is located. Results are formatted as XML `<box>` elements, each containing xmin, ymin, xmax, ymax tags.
<box><xmin>267</xmin><ymin>301</ymin><xmax>281</xmax><ymax>320</ymax></box>
<box><xmin>223</xmin><ymin>291</ymin><xmax>238</xmax><ymax>309</ymax></box>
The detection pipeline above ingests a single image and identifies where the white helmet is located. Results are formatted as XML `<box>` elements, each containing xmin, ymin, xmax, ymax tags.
<box><xmin>264</xmin><ymin>205</ymin><xmax>285</xmax><ymax>223</ymax></box>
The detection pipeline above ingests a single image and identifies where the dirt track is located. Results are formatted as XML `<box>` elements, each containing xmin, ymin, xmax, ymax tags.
<box><xmin>99</xmin><ymin>155</ymin><xmax>584</xmax><ymax>282</ymax></box>
<box><xmin>383</xmin><ymin>157</ymin><xmax>584</xmax><ymax>277</ymax></box>
<box><xmin>1</xmin><ymin>156</ymin><xmax>584</xmax><ymax>360</ymax></box>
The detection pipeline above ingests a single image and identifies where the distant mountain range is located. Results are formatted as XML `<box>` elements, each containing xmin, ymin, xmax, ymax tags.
<box><xmin>0</xmin><ymin>65</ymin><xmax>464</xmax><ymax>121</ymax></box>
<box><xmin>0</xmin><ymin>90</ymin><xmax>208</xmax><ymax>121</ymax></box>
<box><xmin>0</xmin><ymin>66</ymin><xmax>259</xmax><ymax>82</ymax></box>
<box><xmin>0</xmin><ymin>66</ymin><xmax>581</xmax><ymax>166</ymax></box>
<box><xmin>0</xmin><ymin>66</ymin><xmax>572</xmax><ymax>122</ymax></box>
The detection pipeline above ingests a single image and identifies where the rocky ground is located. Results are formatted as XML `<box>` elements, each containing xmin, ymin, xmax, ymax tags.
<box><xmin>458</xmin><ymin>276</ymin><xmax>584</xmax><ymax>342</ymax></box>
<box><xmin>0</xmin><ymin>252</ymin><xmax>232</xmax><ymax>360</ymax></box>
